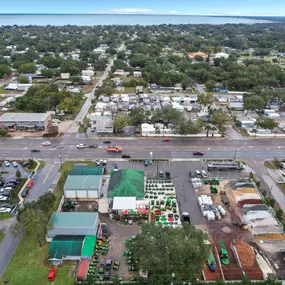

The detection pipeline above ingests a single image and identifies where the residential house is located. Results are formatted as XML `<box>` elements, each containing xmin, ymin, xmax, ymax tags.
<box><xmin>133</xmin><ymin>71</ymin><xmax>142</xmax><ymax>77</ymax></box>
<box><xmin>236</xmin><ymin>115</ymin><xmax>256</xmax><ymax>127</ymax></box>
<box><xmin>188</xmin><ymin>52</ymin><xmax>207</xmax><ymax>60</ymax></box>
<box><xmin>113</xmin><ymin>69</ymin><xmax>130</xmax><ymax>76</ymax></box>
<box><xmin>214</xmin><ymin>52</ymin><xmax>229</xmax><ymax>59</ymax></box>
<box><xmin>82</xmin><ymin>70</ymin><xmax>94</xmax><ymax>77</ymax></box>
<box><xmin>61</xmin><ymin>73</ymin><xmax>70</xmax><ymax>79</ymax></box>
<box><xmin>89</xmin><ymin>115</ymin><xmax>114</xmax><ymax>133</ymax></box>
<box><xmin>81</xmin><ymin>76</ymin><xmax>91</xmax><ymax>84</ymax></box>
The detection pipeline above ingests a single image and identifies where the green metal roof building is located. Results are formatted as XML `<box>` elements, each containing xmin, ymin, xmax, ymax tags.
<box><xmin>64</xmin><ymin>166</ymin><xmax>103</xmax><ymax>199</ymax></box>
<box><xmin>47</xmin><ymin>212</ymin><xmax>99</xmax><ymax>239</ymax></box>
<box><xmin>48</xmin><ymin>235</ymin><xmax>97</xmax><ymax>265</ymax></box>
<box><xmin>108</xmin><ymin>168</ymin><xmax>145</xmax><ymax>198</ymax></box>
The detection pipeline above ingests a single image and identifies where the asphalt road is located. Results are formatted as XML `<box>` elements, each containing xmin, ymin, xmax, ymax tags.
<box><xmin>0</xmin><ymin>136</ymin><xmax>285</xmax><ymax>162</ymax></box>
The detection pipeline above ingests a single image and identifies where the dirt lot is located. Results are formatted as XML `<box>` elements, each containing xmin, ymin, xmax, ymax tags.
<box><xmin>98</xmin><ymin>214</ymin><xmax>141</xmax><ymax>280</ymax></box>
<box><xmin>199</xmin><ymin>179</ymin><xmax>262</xmax><ymax>280</ymax></box>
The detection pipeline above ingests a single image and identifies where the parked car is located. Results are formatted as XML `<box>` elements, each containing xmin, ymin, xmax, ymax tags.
<box><xmin>165</xmin><ymin>171</ymin><xmax>170</xmax><ymax>179</ymax></box>
<box><xmin>27</xmin><ymin>180</ymin><xmax>34</xmax><ymax>189</ymax></box>
<box><xmin>2</xmin><ymin>187</ymin><xmax>13</xmax><ymax>191</ymax></box>
<box><xmin>193</xmin><ymin>151</ymin><xmax>204</xmax><ymax>156</ymax></box>
<box><xmin>144</xmin><ymin>159</ymin><xmax>149</xmax><ymax>167</ymax></box>
<box><xmin>0</xmin><ymin>207</ymin><xmax>11</xmax><ymax>213</ymax></box>
<box><xmin>201</xmin><ymin>170</ymin><xmax>207</xmax><ymax>178</ymax></box>
<box><xmin>77</xmin><ymin>144</ymin><xmax>88</xmax><ymax>149</ymax></box>
<box><xmin>280</xmin><ymin>162</ymin><xmax>285</xmax><ymax>169</ymax></box>
<box><xmin>96</xmin><ymin>159</ymin><xmax>107</xmax><ymax>166</ymax></box>
<box><xmin>103</xmin><ymin>140</ymin><xmax>111</xmax><ymax>144</ymax></box>
<box><xmin>42</xmin><ymin>141</ymin><xmax>51</xmax><ymax>146</ymax></box>
<box><xmin>121</xmin><ymin>154</ymin><xmax>131</xmax><ymax>158</ymax></box>
<box><xmin>159</xmin><ymin>171</ymin><xmax>164</xmax><ymax>178</ymax></box>
<box><xmin>90</xmin><ymin>127</ymin><xmax>95</xmax><ymax>132</ymax></box>
<box><xmin>101</xmin><ymin>223</ymin><xmax>109</xmax><ymax>238</ymax></box>
<box><xmin>12</xmin><ymin>161</ymin><xmax>18</xmax><ymax>167</ymax></box>
<box><xmin>113</xmin><ymin>164</ymin><xmax>118</xmax><ymax>171</ymax></box>
<box><xmin>3</xmin><ymin>161</ymin><xmax>10</xmax><ymax>167</ymax></box>
<box><xmin>277</xmin><ymin>180</ymin><xmax>285</xmax><ymax>184</ymax></box>
<box><xmin>22</xmin><ymin>161</ymin><xmax>29</xmax><ymax>167</ymax></box>
<box><xmin>5</xmin><ymin>183</ymin><xmax>16</xmax><ymax>188</ymax></box>
<box><xmin>7</xmin><ymin>180</ymin><xmax>19</xmax><ymax>185</ymax></box>
<box><xmin>48</xmin><ymin>268</ymin><xmax>57</xmax><ymax>281</ymax></box>
<box><xmin>195</xmin><ymin>170</ymin><xmax>202</xmax><ymax>178</ymax></box>
<box><xmin>31</xmin><ymin>148</ymin><xmax>40</xmax><ymax>152</ymax></box>
<box><xmin>21</xmin><ymin>188</ymin><xmax>29</xmax><ymax>198</ymax></box>
<box><xmin>0</xmin><ymin>196</ymin><xmax>8</xmax><ymax>202</ymax></box>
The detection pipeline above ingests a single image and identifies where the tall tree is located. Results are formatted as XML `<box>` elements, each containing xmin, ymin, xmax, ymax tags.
<box><xmin>211</xmin><ymin>111</ymin><xmax>232</xmax><ymax>131</ymax></box>
<box><xmin>114</xmin><ymin>114</ymin><xmax>131</xmax><ymax>133</ymax></box>
<box><xmin>198</xmin><ymin>93</ymin><xmax>214</xmax><ymax>109</ymax></box>
<box><xmin>244</xmin><ymin>95</ymin><xmax>266</xmax><ymax>111</ymax></box>
<box><xmin>257</xmin><ymin>117</ymin><xmax>278</xmax><ymax>130</ymax></box>
<box><xmin>129</xmin><ymin>223</ymin><xmax>208</xmax><ymax>285</ymax></box>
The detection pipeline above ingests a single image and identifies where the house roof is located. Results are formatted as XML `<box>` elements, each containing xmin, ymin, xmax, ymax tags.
<box><xmin>69</xmin><ymin>166</ymin><xmax>103</xmax><ymax>176</ymax></box>
<box><xmin>0</xmin><ymin>112</ymin><xmax>49</xmax><ymax>122</ymax></box>
<box><xmin>64</xmin><ymin>175</ymin><xmax>101</xmax><ymax>191</ymax></box>
<box><xmin>108</xmin><ymin>168</ymin><xmax>145</xmax><ymax>198</ymax></box>
<box><xmin>113</xmin><ymin>197</ymin><xmax>137</xmax><ymax>210</ymax></box>
<box><xmin>49</xmin><ymin>212</ymin><xmax>98</xmax><ymax>229</ymax></box>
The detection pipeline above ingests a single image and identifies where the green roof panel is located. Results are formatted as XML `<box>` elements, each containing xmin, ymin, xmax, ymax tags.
<box><xmin>108</xmin><ymin>168</ymin><xmax>144</xmax><ymax>198</ymax></box>
<box><xmin>81</xmin><ymin>235</ymin><xmax>97</xmax><ymax>257</ymax></box>
<box><xmin>69</xmin><ymin>166</ymin><xmax>104</xmax><ymax>176</ymax></box>
<box><xmin>64</xmin><ymin>175</ymin><xmax>101</xmax><ymax>190</ymax></box>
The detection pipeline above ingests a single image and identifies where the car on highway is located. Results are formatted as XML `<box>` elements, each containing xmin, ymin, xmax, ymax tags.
<box><xmin>88</xmin><ymin>144</ymin><xmax>98</xmax><ymax>148</ymax></box>
<box><xmin>12</xmin><ymin>161</ymin><xmax>18</xmax><ymax>167</ymax></box>
<box><xmin>3</xmin><ymin>161</ymin><xmax>10</xmax><ymax>167</ymax></box>
<box><xmin>31</xmin><ymin>148</ymin><xmax>40</xmax><ymax>152</ymax></box>
<box><xmin>277</xmin><ymin>180</ymin><xmax>285</xmax><ymax>184</ymax></box>
<box><xmin>42</xmin><ymin>141</ymin><xmax>51</xmax><ymax>146</ymax></box>
<box><xmin>121</xmin><ymin>154</ymin><xmax>131</xmax><ymax>158</ymax></box>
<box><xmin>103</xmin><ymin>140</ymin><xmax>111</xmax><ymax>144</ymax></box>
<box><xmin>193</xmin><ymin>151</ymin><xmax>204</xmax><ymax>156</ymax></box>
<box><xmin>0</xmin><ymin>196</ymin><xmax>8</xmax><ymax>202</ymax></box>
<box><xmin>77</xmin><ymin>144</ymin><xmax>88</xmax><ymax>149</ymax></box>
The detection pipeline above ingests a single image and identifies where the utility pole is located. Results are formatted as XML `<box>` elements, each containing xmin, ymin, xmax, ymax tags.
<box><xmin>233</xmin><ymin>149</ymin><xmax>237</xmax><ymax>161</ymax></box>
<box><xmin>156</xmin><ymin>163</ymin><xmax>159</xmax><ymax>178</ymax></box>
<box><xmin>59</xmin><ymin>153</ymin><xmax>63</xmax><ymax>168</ymax></box>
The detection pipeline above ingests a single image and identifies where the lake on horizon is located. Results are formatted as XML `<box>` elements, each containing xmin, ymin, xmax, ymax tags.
<box><xmin>0</xmin><ymin>14</ymin><xmax>269</xmax><ymax>26</ymax></box>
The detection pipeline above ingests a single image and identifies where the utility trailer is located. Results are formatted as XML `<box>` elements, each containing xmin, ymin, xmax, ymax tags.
<box><xmin>220</xmin><ymin>191</ymin><xmax>230</xmax><ymax>206</ymax></box>
<box><xmin>207</xmin><ymin>161</ymin><xmax>244</xmax><ymax>171</ymax></box>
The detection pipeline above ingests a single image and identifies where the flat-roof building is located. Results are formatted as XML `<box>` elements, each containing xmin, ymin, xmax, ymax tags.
<box><xmin>0</xmin><ymin>112</ymin><xmax>51</xmax><ymax>130</ymax></box>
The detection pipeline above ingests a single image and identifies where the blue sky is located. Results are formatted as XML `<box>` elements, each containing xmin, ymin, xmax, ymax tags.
<box><xmin>1</xmin><ymin>0</ymin><xmax>285</xmax><ymax>16</ymax></box>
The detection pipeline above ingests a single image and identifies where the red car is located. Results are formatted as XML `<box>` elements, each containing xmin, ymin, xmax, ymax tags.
<box><xmin>193</xmin><ymin>151</ymin><xmax>204</xmax><ymax>156</ymax></box>
<box><xmin>48</xmin><ymin>268</ymin><xmax>56</xmax><ymax>281</ymax></box>
<box><xmin>163</xmin><ymin>138</ymin><xmax>170</xmax><ymax>142</ymax></box>
<box><xmin>27</xmin><ymin>180</ymin><xmax>35</xmax><ymax>189</ymax></box>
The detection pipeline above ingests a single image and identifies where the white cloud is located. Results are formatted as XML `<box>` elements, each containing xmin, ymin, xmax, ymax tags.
<box><xmin>89</xmin><ymin>8</ymin><xmax>155</xmax><ymax>14</ymax></box>
<box><xmin>168</xmin><ymin>11</ymin><xmax>183</xmax><ymax>15</ymax></box>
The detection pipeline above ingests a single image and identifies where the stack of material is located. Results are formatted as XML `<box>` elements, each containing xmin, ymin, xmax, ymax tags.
<box><xmin>244</xmin><ymin>210</ymin><xmax>283</xmax><ymax>235</ymax></box>
<box><xmin>191</xmin><ymin>178</ymin><xmax>202</xmax><ymax>188</ymax></box>
<box><xmin>236</xmin><ymin>193</ymin><xmax>262</xmax><ymax>206</ymax></box>
<box><xmin>198</xmin><ymin>195</ymin><xmax>225</xmax><ymax>221</ymax></box>
<box><xmin>232</xmin><ymin>240</ymin><xmax>255</xmax><ymax>266</ymax></box>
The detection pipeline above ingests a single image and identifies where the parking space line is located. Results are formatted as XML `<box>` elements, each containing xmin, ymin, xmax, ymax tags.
<box><xmin>43</xmin><ymin>163</ymin><xmax>56</xmax><ymax>184</ymax></box>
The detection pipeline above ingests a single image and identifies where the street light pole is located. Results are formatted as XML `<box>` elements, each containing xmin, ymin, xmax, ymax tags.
<box><xmin>59</xmin><ymin>153</ymin><xmax>63</xmax><ymax>168</ymax></box>
<box><xmin>233</xmin><ymin>149</ymin><xmax>237</xmax><ymax>161</ymax></box>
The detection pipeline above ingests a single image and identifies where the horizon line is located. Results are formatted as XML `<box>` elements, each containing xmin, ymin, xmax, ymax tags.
<box><xmin>0</xmin><ymin>13</ymin><xmax>283</xmax><ymax>17</ymax></box>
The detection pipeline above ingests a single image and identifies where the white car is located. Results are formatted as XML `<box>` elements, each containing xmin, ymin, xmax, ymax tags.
<box><xmin>0</xmin><ymin>207</ymin><xmax>11</xmax><ymax>213</ymax></box>
<box><xmin>277</xmin><ymin>180</ymin><xmax>285</xmax><ymax>184</ymax></box>
<box><xmin>42</xmin><ymin>141</ymin><xmax>51</xmax><ymax>146</ymax></box>
<box><xmin>77</xmin><ymin>144</ymin><xmax>88</xmax><ymax>149</ymax></box>
<box><xmin>12</xmin><ymin>161</ymin><xmax>18</xmax><ymax>167</ymax></box>
<box><xmin>280</xmin><ymin>162</ymin><xmax>285</xmax><ymax>169</ymax></box>
<box><xmin>0</xmin><ymin>196</ymin><xmax>8</xmax><ymax>202</ymax></box>
<box><xmin>3</xmin><ymin>161</ymin><xmax>10</xmax><ymax>167</ymax></box>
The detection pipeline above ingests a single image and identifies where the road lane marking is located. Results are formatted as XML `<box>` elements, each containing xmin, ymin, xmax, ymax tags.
<box><xmin>43</xmin><ymin>163</ymin><xmax>56</xmax><ymax>184</ymax></box>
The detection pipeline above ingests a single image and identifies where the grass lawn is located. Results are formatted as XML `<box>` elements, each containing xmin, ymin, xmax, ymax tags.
<box><xmin>124</xmin><ymin>87</ymin><xmax>136</xmax><ymax>93</ymax></box>
<box><xmin>38</xmin><ymin>160</ymin><xmax>46</xmax><ymax>170</ymax></box>
<box><xmin>264</xmin><ymin>160</ymin><xmax>278</xmax><ymax>170</ymax></box>
<box><xmin>0</xmin><ymin>86</ymin><xmax>8</xmax><ymax>94</ymax></box>
<box><xmin>0</xmin><ymin>165</ymin><xmax>76</xmax><ymax>285</ymax></box>
<box><xmin>78</xmin><ymin>126</ymin><xmax>85</xmax><ymax>133</ymax></box>
<box><xmin>59</xmin><ymin>160</ymin><xmax>96</xmax><ymax>173</ymax></box>
<box><xmin>0</xmin><ymin>213</ymin><xmax>13</xmax><ymax>220</ymax></box>
<box><xmin>0</xmin><ymin>232</ymin><xmax>5</xmax><ymax>243</ymax></box>
<box><xmin>0</xmin><ymin>234</ymin><xmax>74</xmax><ymax>285</ymax></box>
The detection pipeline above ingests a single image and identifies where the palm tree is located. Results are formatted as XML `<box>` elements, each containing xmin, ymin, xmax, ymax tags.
<box><xmin>205</xmin><ymin>124</ymin><xmax>212</xmax><ymax>137</ymax></box>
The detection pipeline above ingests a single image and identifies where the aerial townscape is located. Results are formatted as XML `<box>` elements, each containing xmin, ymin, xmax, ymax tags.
<box><xmin>1</xmin><ymin>1</ymin><xmax>285</xmax><ymax>285</ymax></box>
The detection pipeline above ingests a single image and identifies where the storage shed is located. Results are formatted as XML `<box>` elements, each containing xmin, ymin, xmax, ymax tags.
<box><xmin>47</xmin><ymin>212</ymin><xmax>99</xmax><ymax>240</ymax></box>
<box><xmin>64</xmin><ymin>166</ymin><xmax>104</xmax><ymax>199</ymax></box>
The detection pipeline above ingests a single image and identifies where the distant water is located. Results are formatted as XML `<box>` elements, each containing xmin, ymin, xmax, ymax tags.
<box><xmin>0</xmin><ymin>14</ymin><xmax>270</xmax><ymax>26</ymax></box>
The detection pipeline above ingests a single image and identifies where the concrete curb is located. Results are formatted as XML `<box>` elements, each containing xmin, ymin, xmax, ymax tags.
<box><xmin>18</xmin><ymin>159</ymin><xmax>41</xmax><ymax>204</ymax></box>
